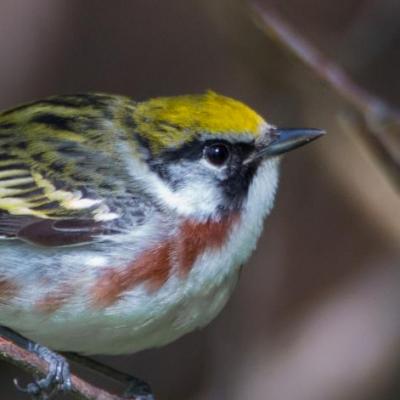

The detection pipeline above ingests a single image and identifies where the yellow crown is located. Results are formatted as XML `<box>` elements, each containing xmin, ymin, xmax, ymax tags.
<box><xmin>133</xmin><ymin>91</ymin><xmax>265</xmax><ymax>152</ymax></box>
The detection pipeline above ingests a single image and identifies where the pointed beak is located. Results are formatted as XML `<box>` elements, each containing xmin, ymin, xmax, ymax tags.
<box><xmin>258</xmin><ymin>128</ymin><xmax>326</xmax><ymax>158</ymax></box>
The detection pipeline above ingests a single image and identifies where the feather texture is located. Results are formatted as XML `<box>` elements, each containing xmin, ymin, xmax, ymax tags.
<box><xmin>0</xmin><ymin>91</ymin><xmax>283</xmax><ymax>356</ymax></box>
<box><xmin>0</xmin><ymin>94</ymin><xmax>144</xmax><ymax>244</ymax></box>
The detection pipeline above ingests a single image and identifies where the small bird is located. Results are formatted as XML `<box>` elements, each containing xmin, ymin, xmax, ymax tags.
<box><xmin>0</xmin><ymin>91</ymin><xmax>324</xmax><ymax>399</ymax></box>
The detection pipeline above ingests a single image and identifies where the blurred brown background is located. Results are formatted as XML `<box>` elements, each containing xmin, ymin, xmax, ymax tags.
<box><xmin>0</xmin><ymin>1</ymin><xmax>399</xmax><ymax>399</ymax></box>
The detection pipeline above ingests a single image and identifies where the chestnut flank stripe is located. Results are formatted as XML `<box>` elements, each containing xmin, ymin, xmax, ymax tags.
<box><xmin>92</xmin><ymin>241</ymin><xmax>173</xmax><ymax>307</ymax></box>
<box><xmin>35</xmin><ymin>285</ymin><xmax>76</xmax><ymax>313</ymax></box>
<box><xmin>92</xmin><ymin>214</ymin><xmax>238</xmax><ymax>308</ymax></box>
<box><xmin>178</xmin><ymin>215</ymin><xmax>238</xmax><ymax>275</ymax></box>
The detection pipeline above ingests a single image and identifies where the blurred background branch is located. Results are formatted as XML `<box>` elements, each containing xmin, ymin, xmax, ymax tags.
<box><xmin>250</xmin><ymin>1</ymin><xmax>400</xmax><ymax>190</ymax></box>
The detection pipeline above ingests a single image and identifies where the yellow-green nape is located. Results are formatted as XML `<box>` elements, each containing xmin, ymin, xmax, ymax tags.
<box><xmin>133</xmin><ymin>91</ymin><xmax>265</xmax><ymax>152</ymax></box>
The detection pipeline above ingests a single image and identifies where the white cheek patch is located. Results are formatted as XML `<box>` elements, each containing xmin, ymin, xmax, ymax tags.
<box><xmin>147</xmin><ymin>167</ymin><xmax>222</xmax><ymax>217</ymax></box>
<box><xmin>164</xmin><ymin>179</ymin><xmax>222</xmax><ymax>216</ymax></box>
<box><xmin>119</xmin><ymin>138</ymin><xmax>279</xmax><ymax>222</ymax></box>
<box><xmin>119</xmin><ymin>141</ymin><xmax>222</xmax><ymax>218</ymax></box>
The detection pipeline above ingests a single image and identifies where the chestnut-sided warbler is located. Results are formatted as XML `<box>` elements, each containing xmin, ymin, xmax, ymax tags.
<box><xmin>0</xmin><ymin>91</ymin><xmax>324</xmax><ymax>399</ymax></box>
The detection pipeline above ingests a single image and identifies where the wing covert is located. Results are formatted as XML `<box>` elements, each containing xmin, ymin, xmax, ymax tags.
<box><xmin>0</xmin><ymin>93</ymin><xmax>135</xmax><ymax>246</ymax></box>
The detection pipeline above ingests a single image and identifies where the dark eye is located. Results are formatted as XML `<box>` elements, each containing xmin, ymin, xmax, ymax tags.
<box><xmin>204</xmin><ymin>143</ymin><xmax>230</xmax><ymax>166</ymax></box>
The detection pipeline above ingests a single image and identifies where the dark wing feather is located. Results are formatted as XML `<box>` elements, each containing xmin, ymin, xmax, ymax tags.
<box><xmin>18</xmin><ymin>218</ymin><xmax>107</xmax><ymax>246</ymax></box>
<box><xmin>0</xmin><ymin>213</ymin><xmax>108</xmax><ymax>246</ymax></box>
<box><xmin>0</xmin><ymin>213</ymin><xmax>35</xmax><ymax>238</ymax></box>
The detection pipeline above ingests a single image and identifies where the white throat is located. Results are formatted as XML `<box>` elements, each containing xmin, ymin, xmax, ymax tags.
<box><xmin>220</xmin><ymin>157</ymin><xmax>280</xmax><ymax>271</ymax></box>
<box><xmin>186</xmin><ymin>157</ymin><xmax>280</xmax><ymax>291</ymax></box>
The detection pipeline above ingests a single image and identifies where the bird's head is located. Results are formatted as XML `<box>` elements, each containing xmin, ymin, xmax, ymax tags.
<box><xmin>129</xmin><ymin>91</ymin><xmax>324</xmax><ymax>219</ymax></box>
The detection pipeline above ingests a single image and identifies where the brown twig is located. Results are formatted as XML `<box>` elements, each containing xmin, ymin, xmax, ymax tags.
<box><xmin>250</xmin><ymin>2</ymin><xmax>400</xmax><ymax>190</ymax></box>
<box><xmin>0</xmin><ymin>336</ymin><xmax>126</xmax><ymax>400</ymax></box>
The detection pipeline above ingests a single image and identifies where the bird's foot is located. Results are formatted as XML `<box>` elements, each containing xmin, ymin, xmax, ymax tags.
<box><xmin>15</xmin><ymin>343</ymin><xmax>72</xmax><ymax>399</ymax></box>
<box><xmin>123</xmin><ymin>377</ymin><xmax>154</xmax><ymax>400</ymax></box>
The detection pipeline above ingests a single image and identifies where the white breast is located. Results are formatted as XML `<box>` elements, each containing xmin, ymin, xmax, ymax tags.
<box><xmin>1</xmin><ymin>159</ymin><xmax>279</xmax><ymax>355</ymax></box>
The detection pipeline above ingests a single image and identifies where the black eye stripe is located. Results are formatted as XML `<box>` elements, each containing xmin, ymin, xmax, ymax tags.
<box><xmin>155</xmin><ymin>139</ymin><xmax>255</xmax><ymax>163</ymax></box>
<box><xmin>148</xmin><ymin>138</ymin><xmax>258</xmax><ymax>191</ymax></box>
<box><xmin>146</xmin><ymin>137</ymin><xmax>261</xmax><ymax>213</ymax></box>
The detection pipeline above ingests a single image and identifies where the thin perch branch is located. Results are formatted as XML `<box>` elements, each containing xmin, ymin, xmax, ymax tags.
<box><xmin>0</xmin><ymin>336</ymin><xmax>126</xmax><ymax>400</ymax></box>
<box><xmin>65</xmin><ymin>352</ymin><xmax>135</xmax><ymax>385</ymax></box>
<box><xmin>250</xmin><ymin>2</ymin><xmax>400</xmax><ymax>190</ymax></box>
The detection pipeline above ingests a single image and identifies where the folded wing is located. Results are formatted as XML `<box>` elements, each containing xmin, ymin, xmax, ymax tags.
<box><xmin>0</xmin><ymin>94</ymin><xmax>133</xmax><ymax>246</ymax></box>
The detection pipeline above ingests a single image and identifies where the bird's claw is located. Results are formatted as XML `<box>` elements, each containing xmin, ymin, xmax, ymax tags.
<box><xmin>14</xmin><ymin>343</ymin><xmax>72</xmax><ymax>399</ymax></box>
